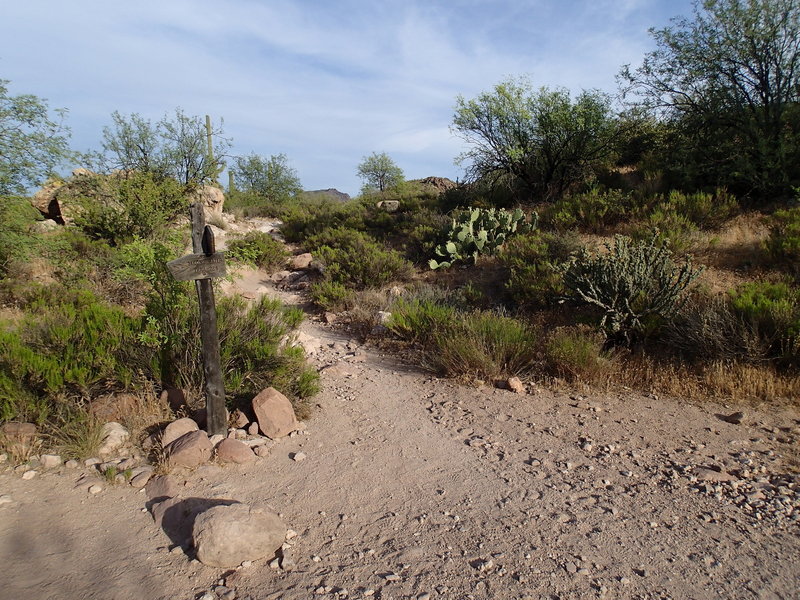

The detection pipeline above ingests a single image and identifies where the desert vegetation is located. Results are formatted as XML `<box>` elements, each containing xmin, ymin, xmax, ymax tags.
<box><xmin>1</xmin><ymin>0</ymin><xmax>799</xmax><ymax>463</ymax></box>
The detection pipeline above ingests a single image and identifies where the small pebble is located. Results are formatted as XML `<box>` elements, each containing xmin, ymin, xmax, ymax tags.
<box><xmin>417</xmin><ymin>594</ymin><xmax>431</xmax><ymax>600</ymax></box>
<box><xmin>21</xmin><ymin>470</ymin><xmax>37</xmax><ymax>480</ymax></box>
<box><xmin>292</xmin><ymin>452</ymin><xmax>307</xmax><ymax>462</ymax></box>
<box><xmin>312</xmin><ymin>555</ymin><xmax>321</xmax><ymax>562</ymax></box>
<box><xmin>88</xmin><ymin>484</ymin><xmax>102</xmax><ymax>494</ymax></box>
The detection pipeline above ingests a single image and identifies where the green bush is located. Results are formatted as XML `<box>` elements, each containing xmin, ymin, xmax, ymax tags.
<box><xmin>767</xmin><ymin>205</ymin><xmax>800</xmax><ymax>275</ymax></box>
<box><xmin>215</xmin><ymin>295</ymin><xmax>319</xmax><ymax>401</ymax></box>
<box><xmin>227</xmin><ymin>231</ymin><xmax>288</xmax><ymax>272</ymax></box>
<box><xmin>72</xmin><ymin>171</ymin><xmax>187</xmax><ymax>245</ymax></box>
<box><xmin>387</xmin><ymin>298</ymin><xmax>459</xmax><ymax>345</ymax></box>
<box><xmin>429</xmin><ymin>310</ymin><xmax>540</xmax><ymax>380</ymax></box>
<box><xmin>280</xmin><ymin>199</ymin><xmax>367</xmax><ymax>243</ymax></box>
<box><xmin>306</xmin><ymin>227</ymin><xmax>414</xmax><ymax>290</ymax></box>
<box><xmin>631</xmin><ymin>209</ymin><xmax>698</xmax><ymax>254</ymax></box>
<box><xmin>659</xmin><ymin>188</ymin><xmax>738</xmax><ymax>229</ymax></box>
<box><xmin>562</xmin><ymin>233</ymin><xmax>702</xmax><ymax>345</ymax></box>
<box><xmin>545</xmin><ymin>326</ymin><xmax>612</xmax><ymax>382</ymax></box>
<box><xmin>501</xmin><ymin>230</ymin><xmax>580</xmax><ymax>307</ymax></box>
<box><xmin>309</xmin><ymin>280</ymin><xmax>352</xmax><ymax>312</ymax></box>
<box><xmin>0</xmin><ymin>289</ymin><xmax>146</xmax><ymax>424</ymax></box>
<box><xmin>543</xmin><ymin>187</ymin><xmax>640</xmax><ymax>232</ymax></box>
<box><xmin>729</xmin><ymin>281</ymin><xmax>800</xmax><ymax>365</ymax></box>
<box><xmin>0</xmin><ymin>195</ymin><xmax>43</xmax><ymax>276</ymax></box>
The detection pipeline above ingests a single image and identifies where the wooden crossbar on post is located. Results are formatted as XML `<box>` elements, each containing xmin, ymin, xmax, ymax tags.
<box><xmin>166</xmin><ymin>203</ymin><xmax>227</xmax><ymax>436</ymax></box>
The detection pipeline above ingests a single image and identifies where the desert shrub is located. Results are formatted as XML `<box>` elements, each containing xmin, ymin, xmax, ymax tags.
<box><xmin>309</xmin><ymin>280</ymin><xmax>352</xmax><ymax>312</ymax></box>
<box><xmin>387</xmin><ymin>298</ymin><xmax>459</xmax><ymax>345</ymax></box>
<box><xmin>766</xmin><ymin>205</ymin><xmax>800</xmax><ymax>275</ymax></box>
<box><xmin>227</xmin><ymin>231</ymin><xmax>288</xmax><ymax>272</ymax></box>
<box><xmin>280</xmin><ymin>199</ymin><xmax>367</xmax><ymax>243</ymax></box>
<box><xmin>664</xmin><ymin>293</ymin><xmax>768</xmax><ymax>363</ymax></box>
<box><xmin>429</xmin><ymin>207</ymin><xmax>534</xmax><ymax>269</ymax></box>
<box><xmin>545</xmin><ymin>326</ymin><xmax>612</xmax><ymax>383</ymax></box>
<box><xmin>501</xmin><ymin>230</ymin><xmax>580</xmax><ymax>307</ymax></box>
<box><xmin>631</xmin><ymin>208</ymin><xmax>699</xmax><ymax>254</ymax></box>
<box><xmin>428</xmin><ymin>310</ymin><xmax>540</xmax><ymax>380</ymax></box>
<box><xmin>72</xmin><ymin>171</ymin><xmax>187</xmax><ymax>245</ymax></box>
<box><xmin>729</xmin><ymin>281</ymin><xmax>800</xmax><ymax>366</ymax></box>
<box><xmin>659</xmin><ymin>188</ymin><xmax>738</xmax><ymax>229</ymax></box>
<box><xmin>0</xmin><ymin>288</ymin><xmax>147</xmax><ymax>423</ymax></box>
<box><xmin>215</xmin><ymin>295</ymin><xmax>319</xmax><ymax>401</ymax></box>
<box><xmin>0</xmin><ymin>195</ymin><xmax>44</xmax><ymax>276</ymax></box>
<box><xmin>562</xmin><ymin>233</ymin><xmax>702</xmax><ymax>345</ymax></box>
<box><xmin>543</xmin><ymin>187</ymin><xmax>641</xmax><ymax>232</ymax></box>
<box><xmin>306</xmin><ymin>227</ymin><xmax>414</xmax><ymax>290</ymax></box>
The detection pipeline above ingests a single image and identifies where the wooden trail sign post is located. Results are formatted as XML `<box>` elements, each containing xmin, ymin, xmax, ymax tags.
<box><xmin>166</xmin><ymin>204</ymin><xmax>227</xmax><ymax>436</ymax></box>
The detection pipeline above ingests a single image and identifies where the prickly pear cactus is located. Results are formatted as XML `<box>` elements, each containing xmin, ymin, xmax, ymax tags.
<box><xmin>429</xmin><ymin>207</ymin><xmax>536</xmax><ymax>269</ymax></box>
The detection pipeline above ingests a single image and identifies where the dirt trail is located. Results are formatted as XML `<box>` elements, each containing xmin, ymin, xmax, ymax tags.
<box><xmin>1</xmin><ymin>264</ymin><xmax>799</xmax><ymax>600</ymax></box>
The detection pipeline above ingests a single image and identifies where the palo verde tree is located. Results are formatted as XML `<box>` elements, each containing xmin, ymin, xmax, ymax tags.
<box><xmin>620</xmin><ymin>0</ymin><xmax>800</xmax><ymax>200</ymax></box>
<box><xmin>231</xmin><ymin>152</ymin><xmax>302</xmax><ymax>201</ymax></box>
<box><xmin>0</xmin><ymin>79</ymin><xmax>73</xmax><ymax>194</ymax></box>
<box><xmin>357</xmin><ymin>151</ymin><xmax>404</xmax><ymax>193</ymax></box>
<box><xmin>452</xmin><ymin>77</ymin><xmax>622</xmax><ymax>201</ymax></box>
<box><xmin>100</xmin><ymin>108</ymin><xmax>230</xmax><ymax>189</ymax></box>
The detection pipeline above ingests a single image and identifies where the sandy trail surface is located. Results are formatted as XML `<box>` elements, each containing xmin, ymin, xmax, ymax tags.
<box><xmin>1</xmin><ymin>265</ymin><xmax>798</xmax><ymax>600</ymax></box>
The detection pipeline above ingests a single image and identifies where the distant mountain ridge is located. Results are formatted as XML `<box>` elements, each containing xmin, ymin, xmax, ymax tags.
<box><xmin>301</xmin><ymin>188</ymin><xmax>351</xmax><ymax>202</ymax></box>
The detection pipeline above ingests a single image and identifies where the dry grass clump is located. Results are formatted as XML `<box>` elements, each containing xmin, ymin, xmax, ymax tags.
<box><xmin>618</xmin><ymin>355</ymin><xmax>799</xmax><ymax>407</ymax></box>
<box><xmin>544</xmin><ymin>326</ymin><xmax>616</xmax><ymax>386</ymax></box>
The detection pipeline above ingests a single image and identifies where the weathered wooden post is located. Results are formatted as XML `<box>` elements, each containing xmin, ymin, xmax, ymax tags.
<box><xmin>166</xmin><ymin>203</ymin><xmax>227</xmax><ymax>436</ymax></box>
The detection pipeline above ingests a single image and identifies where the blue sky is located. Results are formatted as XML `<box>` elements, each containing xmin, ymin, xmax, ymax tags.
<box><xmin>1</xmin><ymin>0</ymin><xmax>693</xmax><ymax>196</ymax></box>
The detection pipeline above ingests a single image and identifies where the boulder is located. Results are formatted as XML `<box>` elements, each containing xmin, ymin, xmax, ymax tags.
<box><xmin>231</xmin><ymin>409</ymin><xmax>249</xmax><ymax>429</ymax></box>
<box><xmin>145</xmin><ymin>474</ymin><xmax>182</xmax><ymax>501</ymax></box>
<box><xmin>193</xmin><ymin>502</ymin><xmax>286</xmax><ymax>567</ymax></box>
<box><xmin>289</xmin><ymin>253</ymin><xmax>313</xmax><ymax>270</ymax></box>
<box><xmin>40</xmin><ymin>454</ymin><xmax>62</xmax><ymax>469</ymax></box>
<box><xmin>161</xmin><ymin>418</ymin><xmax>199</xmax><ymax>447</ymax></box>
<box><xmin>189</xmin><ymin>185</ymin><xmax>225</xmax><ymax>218</ymax></box>
<box><xmin>164</xmin><ymin>430</ymin><xmax>212</xmax><ymax>468</ymax></box>
<box><xmin>215</xmin><ymin>438</ymin><xmax>256</xmax><ymax>464</ymax></box>
<box><xmin>0</xmin><ymin>422</ymin><xmax>37</xmax><ymax>454</ymax></box>
<box><xmin>252</xmin><ymin>388</ymin><xmax>298</xmax><ymax>439</ymax></box>
<box><xmin>98</xmin><ymin>422</ymin><xmax>130</xmax><ymax>457</ymax></box>
<box><xmin>505</xmin><ymin>377</ymin><xmax>524</xmax><ymax>394</ymax></box>
<box><xmin>159</xmin><ymin>387</ymin><xmax>187</xmax><ymax>413</ymax></box>
<box><xmin>152</xmin><ymin>496</ymin><xmax>238</xmax><ymax>548</ymax></box>
<box><xmin>376</xmin><ymin>200</ymin><xmax>400</xmax><ymax>212</ymax></box>
<box><xmin>89</xmin><ymin>393</ymin><xmax>138</xmax><ymax>423</ymax></box>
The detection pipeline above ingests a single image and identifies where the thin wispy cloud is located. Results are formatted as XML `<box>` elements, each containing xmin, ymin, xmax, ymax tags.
<box><xmin>1</xmin><ymin>0</ymin><xmax>693</xmax><ymax>195</ymax></box>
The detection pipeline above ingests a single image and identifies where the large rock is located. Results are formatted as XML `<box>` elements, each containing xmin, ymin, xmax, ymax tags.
<box><xmin>89</xmin><ymin>393</ymin><xmax>138</xmax><ymax>422</ymax></box>
<box><xmin>152</xmin><ymin>496</ymin><xmax>238</xmax><ymax>548</ymax></box>
<box><xmin>252</xmin><ymin>388</ymin><xmax>298</xmax><ymax>439</ymax></box>
<box><xmin>0</xmin><ymin>422</ymin><xmax>37</xmax><ymax>455</ymax></box>
<box><xmin>189</xmin><ymin>185</ymin><xmax>225</xmax><ymax>218</ymax></box>
<box><xmin>164</xmin><ymin>430</ymin><xmax>212</xmax><ymax>468</ymax></box>
<box><xmin>98</xmin><ymin>422</ymin><xmax>130</xmax><ymax>457</ymax></box>
<box><xmin>162</xmin><ymin>418</ymin><xmax>199</xmax><ymax>447</ymax></box>
<box><xmin>215</xmin><ymin>438</ymin><xmax>256</xmax><ymax>464</ymax></box>
<box><xmin>289</xmin><ymin>253</ymin><xmax>313</xmax><ymax>270</ymax></box>
<box><xmin>145</xmin><ymin>474</ymin><xmax>182</xmax><ymax>501</ymax></box>
<box><xmin>193</xmin><ymin>502</ymin><xmax>286</xmax><ymax>567</ymax></box>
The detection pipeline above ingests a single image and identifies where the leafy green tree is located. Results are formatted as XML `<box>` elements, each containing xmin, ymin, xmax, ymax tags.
<box><xmin>231</xmin><ymin>153</ymin><xmax>302</xmax><ymax>201</ymax></box>
<box><xmin>0</xmin><ymin>79</ymin><xmax>73</xmax><ymax>194</ymax></box>
<box><xmin>620</xmin><ymin>0</ymin><xmax>800</xmax><ymax>200</ymax></box>
<box><xmin>100</xmin><ymin>109</ymin><xmax>229</xmax><ymax>188</ymax></box>
<box><xmin>357</xmin><ymin>152</ymin><xmax>404</xmax><ymax>192</ymax></box>
<box><xmin>452</xmin><ymin>77</ymin><xmax>621</xmax><ymax>201</ymax></box>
